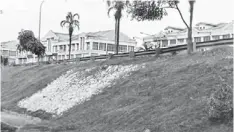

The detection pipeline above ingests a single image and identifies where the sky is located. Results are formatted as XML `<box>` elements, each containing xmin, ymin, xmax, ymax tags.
<box><xmin>0</xmin><ymin>0</ymin><xmax>234</xmax><ymax>46</ymax></box>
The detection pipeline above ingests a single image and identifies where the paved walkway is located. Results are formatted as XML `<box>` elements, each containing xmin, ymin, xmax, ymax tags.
<box><xmin>1</xmin><ymin>110</ymin><xmax>41</xmax><ymax>128</ymax></box>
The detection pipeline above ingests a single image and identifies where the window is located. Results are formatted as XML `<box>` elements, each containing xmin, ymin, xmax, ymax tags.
<box><xmin>2</xmin><ymin>50</ymin><xmax>8</xmax><ymax>56</ymax></box>
<box><xmin>212</xmin><ymin>35</ymin><xmax>220</xmax><ymax>40</ymax></box>
<box><xmin>76</xmin><ymin>54</ymin><xmax>82</xmax><ymax>58</ymax></box>
<box><xmin>9</xmin><ymin>51</ymin><xmax>16</xmax><ymax>56</ymax></box>
<box><xmin>107</xmin><ymin>44</ymin><xmax>115</xmax><ymax>51</ymax></box>
<box><xmin>162</xmin><ymin>40</ymin><xmax>168</xmax><ymax>47</ymax></box>
<box><xmin>58</xmin><ymin>55</ymin><xmax>61</xmax><ymax>60</ymax></box>
<box><xmin>72</xmin><ymin>44</ymin><xmax>75</xmax><ymax>51</ymax></box>
<box><xmin>48</xmin><ymin>40</ymin><xmax>51</xmax><ymax>52</ymax></box>
<box><xmin>64</xmin><ymin>45</ymin><xmax>66</xmax><ymax>51</ymax></box>
<box><xmin>93</xmin><ymin>42</ymin><xmax>98</xmax><ymax>50</ymax></box>
<box><xmin>54</xmin><ymin>46</ymin><xmax>58</xmax><ymax>52</ymax></box>
<box><xmin>194</xmin><ymin>37</ymin><xmax>201</xmax><ymax>42</ymax></box>
<box><xmin>170</xmin><ymin>39</ymin><xmax>176</xmax><ymax>45</ymax></box>
<box><xmin>223</xmin><ymin>34</ymin><xmax>230</xmax><ymax>39</ymax></box>
<box><xmin>177</xmin><ymin>39</ymin><xmax>184</xmax><ymax>44</ymax></box>
<box><xmin>128</xmin><ymin>46</ymin><xmax>134</xmax><ymax>52</ymax></box>
<box><xmin>119</xmin><ymin>45</ymin><xmax>127</xmax><ymax>52</ymax></box>
<box><xmin>203</xmin><ymin>36</ymin><xmax>210</xmax><ymax>42</ymax></box>
<box><xmin>91</xmin><ymin>53</ymin><xmax>98</xmax><ymax>56</ymax></box>
<box><xmin>71</xmin><ymin>54</ymin><xmax>74</xmax><ymax>59</ymax></box>
<box><xmin>99</xmin><ymin>43</ymin><xmax>106</xmax><ymax>51</ymax></box>
<box><xmin>66</xmin><ymin>55</ymin><xmax>69</xmax><ymax>59</ymax></box>
<box><xmin>77</xmin><ymin>43</ymin><xmax>79</xmax><ymax>50</ymax></box>
<box><xmin>62</xmin><ymin>55</ymin><xmax>65</xmax><ymax>60</ymax></box>
<box><xmin>86</xmin><ymin>42</ymin><xmax>90</xmax><ymax>50</ymax></box>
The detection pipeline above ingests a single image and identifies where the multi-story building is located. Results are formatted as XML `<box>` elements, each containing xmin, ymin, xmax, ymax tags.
<box><xmin>13</xmin><ymin>30</ymin><xmax>136</xmax><ymax>64</ymax></box>
<box><xmin>41</xmin><ymin>30</ymin><xmax>137</xmax><ymax>60</ymax></box>
<box><xmin>0</xmin><ymin>40</ymin><xmax>18</xmax><ymax>64</ymax></box>
<box><xmin>143</xmin><ymin>21</ymin><xmax>234</xmax><ymax>48</ymax></box>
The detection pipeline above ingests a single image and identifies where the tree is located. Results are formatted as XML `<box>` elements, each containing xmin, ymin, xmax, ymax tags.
<box><xmin>17</xmin><ymin>29</ymin><xmax>46</xmax><ymax>62</ymax></box>
<box><xmin>60</xmin><ymin>12</ymin><xmax>80</xmax><ymax>59</ymax></box>
<box><xmin>107</xmin><ymin>0</ymin><xmax>129</xmax><ymax>55</ymax></box>
<box><xmin>128</xmin><ymin>0</ymin><xmax>195</xmax><ymax>54</ymax></box>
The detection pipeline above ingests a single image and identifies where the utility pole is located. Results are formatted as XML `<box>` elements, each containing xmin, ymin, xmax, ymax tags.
<box><xmin>39</xmin><ymin>0</ymin><xmax>45</xmax><ymax>41</ymax></box>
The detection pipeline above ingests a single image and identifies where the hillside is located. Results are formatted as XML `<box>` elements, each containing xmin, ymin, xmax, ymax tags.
<box><xmin>1</xmin><ymin>46</ymin><xmax>233</xmax><ymax>132</ymax></box>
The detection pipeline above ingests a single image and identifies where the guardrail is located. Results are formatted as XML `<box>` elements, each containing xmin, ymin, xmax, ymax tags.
<box><xmin>14</xmin><ymin>38</ymin><xmax>233</xmax><ymax>66</ymax></box>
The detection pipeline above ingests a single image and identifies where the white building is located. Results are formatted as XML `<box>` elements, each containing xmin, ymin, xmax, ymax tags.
<box><xmin>14</xmin><ymin>30</ymin><xmax>136</xmax><ymax>64</ymax></box>
<box><xmin>41</xmin><ymin>30</ymin><xmax>137</xmax><ymax>60</ymax></box>
<box><xmin>0</xmin><ymin>40</ymin><xmax>18</xmax><ymax>64</ymax></box>
<box><xmin>143</xmin><ymin>21</ymin><xmax>234</xmax><ymax>48</ymax></box>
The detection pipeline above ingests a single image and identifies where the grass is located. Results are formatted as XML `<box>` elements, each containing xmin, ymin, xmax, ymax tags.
<box><xmin>1</xmin><ymin>46</ymin><xmax>233</xmax><ymax>132</ymax></box>
<box><xmin>1</xmin><ymin>122</ymin><xmax>17</xmax><ymax>132</ymax></box>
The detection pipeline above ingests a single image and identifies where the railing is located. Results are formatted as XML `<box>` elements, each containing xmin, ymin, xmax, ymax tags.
<box><xmin>14</xmin><ymin>38</ymin><xmax>233</xmax><ymax>66</ymax></box>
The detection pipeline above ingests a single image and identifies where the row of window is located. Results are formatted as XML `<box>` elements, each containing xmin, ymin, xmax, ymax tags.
<box><xmin>92</xmin><ymin>43</ymin><xmax>134</xmax><ymax>52</ymax></box>
<box><xmin>163</xmin><ymin>34</ymin><xmax>232</xmax><ymax>47</ymax></box>
<box><xmin>1</xmin><ymin>50</ymin><xmax>17</xmax><ymax>56</ymax></box>
<box><xmin>57</xmin><ymin>54</ymin><xmax>82</xmax><ymax>60</ymax></box>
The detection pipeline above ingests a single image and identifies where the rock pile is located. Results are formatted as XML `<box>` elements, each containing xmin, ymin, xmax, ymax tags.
<box><xmin>18</xmin><ymin>64</ymin><xmax>141</xmax><ymax>115</ymax></box>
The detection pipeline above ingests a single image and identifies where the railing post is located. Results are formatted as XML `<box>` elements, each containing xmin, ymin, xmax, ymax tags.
<box><xmin>155</xmin><ymin>47</ymin><xmax>161</xmax><ymax>57</ymax></box>
<box><xmin>193</xmin><ymin>42</ymin><xmax>197</xmax><ymax>52</ymax></box>
<box><xmin>129</xmin><ymin>51</ymin><xmax>135</xmax><ymax>58</ymax></box>
<box><xmin>76</xmin><ymin>57</ymin><xmax>80</xmax><ymax>64</ymax></box>
<box><xmin>90</xmin><ymin>56</ymin><xmax>95</xmax><ymax>62</ymax></box>
<box><xmin>107</xmin><ymin>53</ymin><xmax>113</xmax><ymax>60</ymax></box>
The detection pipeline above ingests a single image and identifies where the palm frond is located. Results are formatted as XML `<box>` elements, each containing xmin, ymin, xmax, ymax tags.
<box><xmin>73</xmin><ymin>13</ymin><xmax>80</xmax><ymax>20</ymax></box>
<box><xmin>106</xmin><ymin>0</ymin><xmax>112</xmax><ymax>7</ymax></box>
<box><xmin>107</xmin><ymin>6</ymin><xmax>114</xmax><ymax>17</ymax></box>
<box><xmin>60</xmin><ymin>20</ymin><xmax>69</xmax><ymax>27</ymax></box>
<box><xmin>73</xmin><ymin>20</ymin><xmax>80</xmax><ymax>30</ymax></box>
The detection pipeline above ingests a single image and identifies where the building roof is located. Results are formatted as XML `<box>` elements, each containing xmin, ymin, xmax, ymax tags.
<box><xmin>164</xmin><ymin>26</ymin><xmax>184</xmax><ymax>31</ymax></box>
<box><xmin>42</xmin><ymin>30</ymin><xmax>136</xmax><ymax>43</ymax></box>
<box><xmin>0</xmin><ymin>40</ymin><xmax>18</xmax><ymax>50</ymax></box>
<box><xmin>84</xmin><ymin>30</ymin><xmax>136</xmax><ymax>43</ymax></box>
<box><xmin>195</xmin><ymin>22</ymin><xmax>217</xmax><ymax>27</ymax></box>
<box><xmin>53</xmin><ymin>32</ymin><xmax>70</xmax><ymax>41</ymax></box>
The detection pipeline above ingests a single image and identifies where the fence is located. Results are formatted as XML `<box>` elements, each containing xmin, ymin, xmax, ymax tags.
<box><xmin>14</xmin><ymin>38</ymin><xmax>233</xmax><ymax>66</ymax></box>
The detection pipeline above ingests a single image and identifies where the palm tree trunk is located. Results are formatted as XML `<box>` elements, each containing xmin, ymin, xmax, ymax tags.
<box><xmin>115</xmin><ymin>19</ymin><xmax>118</xmax><ymax>54</ymax></box>
<box><xmin>187</xmin><ymin>1</ymin><xmax>195</xmax><ymax>54</ymax></box>
<box><xmin>116</xmin><ymin>18</ymin><xmax>120</xmax><ymax>55</ymax></box>
<box><xmin>69</xmin><ymin>35</ymin><xmax>72</xmax><ymax>59</ymax></box>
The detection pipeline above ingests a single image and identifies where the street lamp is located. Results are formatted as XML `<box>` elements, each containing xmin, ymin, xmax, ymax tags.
<box><xmin>38</xmin><ymin>0</ymin><xmax>45</xmax><ymax>41</ymax></box>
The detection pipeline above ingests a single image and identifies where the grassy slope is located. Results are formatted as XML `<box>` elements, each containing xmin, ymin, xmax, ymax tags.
<box><xmin>1</xmin><ymin>64</ymin><xmax>79</xmax><ymax>112</ymax></box>
<box><xmin>2</xmin><ymin>46</ymin><xmax>233</xmax><ymax>132</ymax></box>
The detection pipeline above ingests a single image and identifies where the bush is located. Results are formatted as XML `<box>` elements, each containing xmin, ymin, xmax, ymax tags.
<box><xmin>1</xmin><ymin>122</ymin><xmax>17</xmax><ymax>132</ymax></box>
<box><xmin>208</xmin><ymin>83</ymin><xmax>233</xmax><ymax>123</ymax></box>
<box><xmin>1</xmin><ymin>56</ymin><xmax>9</xmax><ymax>66</ymax></box>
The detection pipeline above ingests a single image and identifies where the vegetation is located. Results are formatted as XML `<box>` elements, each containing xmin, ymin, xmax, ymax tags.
<box><xmin>17</xmin><ymin>29</ymin><xmax>46</xmax><ymax>62</ymax></box>
<box><xmin>106</xmin><ymin>0</ymin><xmax>130</xmax><ymax>55</ymax></box>
<box><xmin>127</xmin><ymin>0</ymin><xmax>195</xmax><ymax>54</ymax></box>
<box><xmin>1</xmin><ymin>56</ymin><xmax>8</xmax><ymax>66</ymax></box>
<box><xmin>60</xmin><ymin>12</ymin><xmax>80</xmax><ymax>59</ymax></box>
<box><xmin>1</xmin><ymin>122</ymin><xmax>17</xmax><ymax>132</ymax></box>
<box><xmin>2</xmin><ymin>46</ymin><xmax>233</xmax><ymax>132</ymax></box>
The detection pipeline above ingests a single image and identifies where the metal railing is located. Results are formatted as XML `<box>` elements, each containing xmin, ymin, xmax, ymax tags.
<box><xmin>14</xmin><ymin>38</ymin><xmax>233</xmax><ymax>66</ymax></box>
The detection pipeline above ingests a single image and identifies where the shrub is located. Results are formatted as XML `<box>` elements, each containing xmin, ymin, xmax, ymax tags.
<box><xmin>1</xmin><ymin>122</ymin><xmax>17</xmax><ymax>132</ymax></box>
<box><xmin>208</xmin><ymin>83</ymin><xmax>233</xmax><ymax>123</ymax></box>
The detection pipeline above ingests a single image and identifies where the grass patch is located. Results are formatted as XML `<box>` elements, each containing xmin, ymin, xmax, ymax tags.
<box><xmin>2</xmin><ymin>46</ymin><xmax>233</xmax><ymax>132</ymax></box>
<box><xmin>1</xmin><ymin>122</ymin><xmax>17</xmax><ymax>132</ymax></box>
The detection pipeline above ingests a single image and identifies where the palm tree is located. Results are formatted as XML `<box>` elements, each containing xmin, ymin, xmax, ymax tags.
<box><xmin>107</xmin><ymin>0</ymin><xmax>129</xmax><ymax>55</ymax></box>
<box><xmin>60</xmin><ymin>12</ymin><xmax>80</xmax><ymax>59</ymax></box>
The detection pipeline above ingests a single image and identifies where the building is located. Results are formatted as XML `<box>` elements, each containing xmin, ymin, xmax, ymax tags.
<box><xmin>41</xmin><ymin>30</ymin><xmax>137</xmax><ymax>60</ymax></box>
<box><xmin>0</xmin><ymin>40</ymin><xmax>18</xmax><ymax>64</ymax></box>
<box><xmin>13</xmin><ymin>30</ymin><xmax>136</xmax><ymax>64</ymax></box>
<box><xmin>143</xmin><ymin>21</ymin><xmax>234</xmax><ymax>48</ymax></box>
